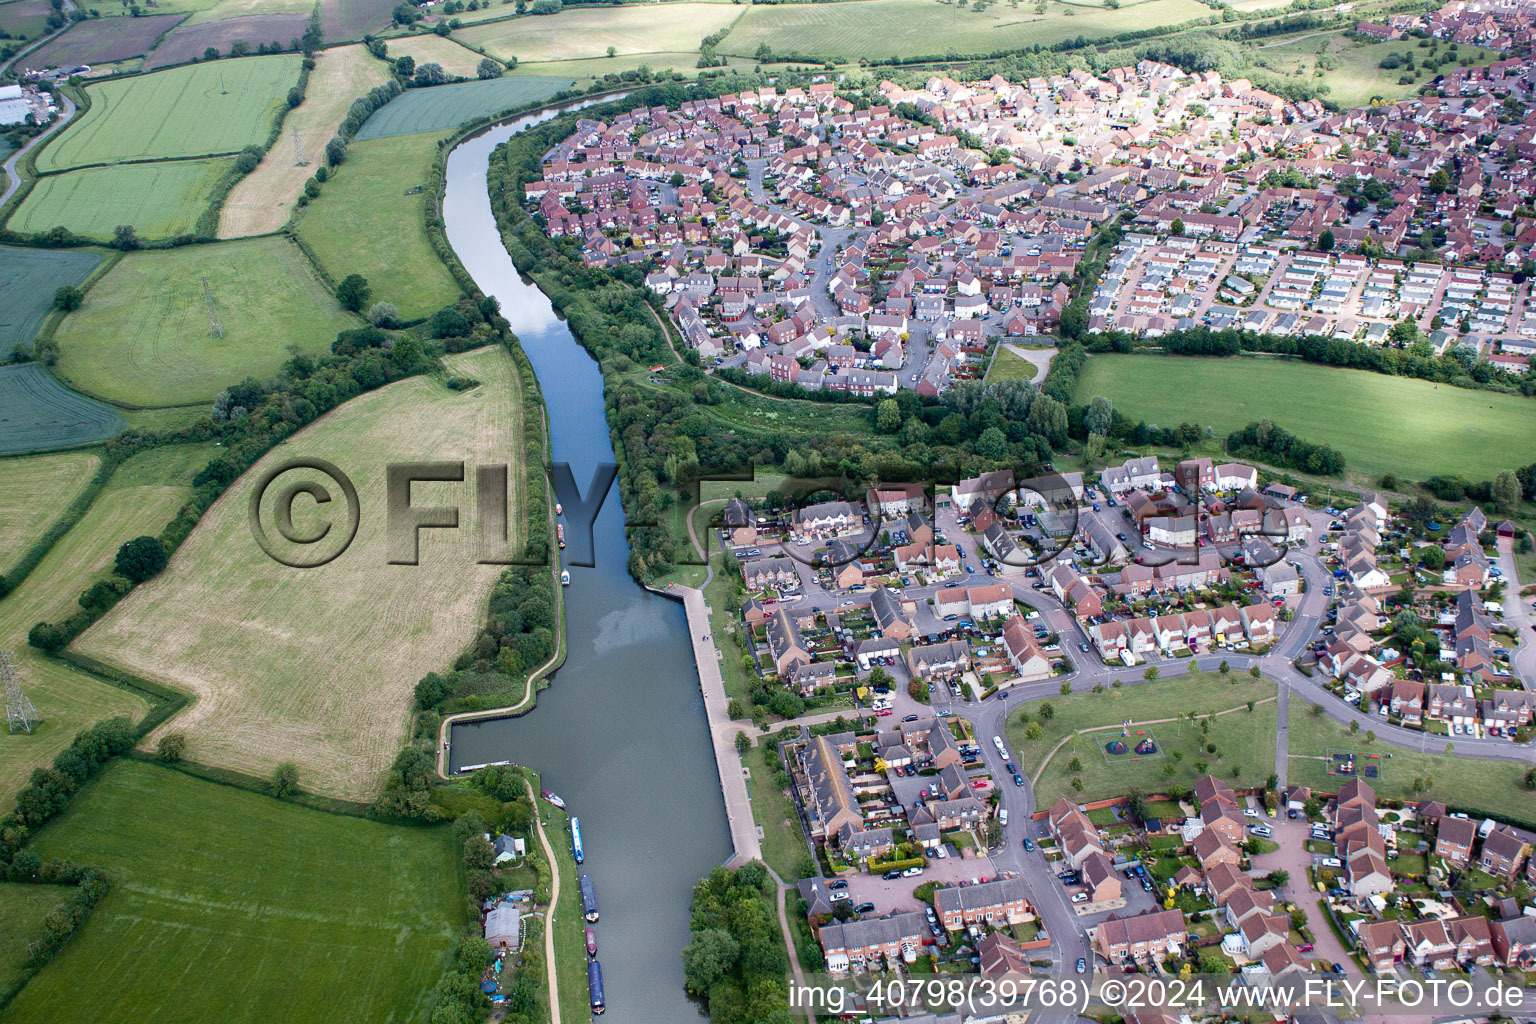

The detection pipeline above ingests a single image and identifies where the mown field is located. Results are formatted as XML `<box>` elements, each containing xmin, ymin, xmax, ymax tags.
<box><xmin>456</xmin><ymin>3</ymin><xmax>741</xmax><ymax>63</ymax></box>
<box><xmin>354</xmin><ymin>73</ymin><xmax>573</xmax><ymax>140</ymax></box>
<box><xmin>218</xmin><ymin>43</ymin><xmax>391</xmax><ymax>237</ymax></box>
<box><xmin>294</xmin><ymin>131</ymin><xmax>462</xmax><ymax>319</ymax></box>
<box><xmin>13</xmin><ymin>13</ymin><xmax>184</xmax><ymax>73</ymax></box>
<box><xmin>506</xmin><ymin>49</ymin><xmax>755</xmax><ymax>82</ymax></box>
<box><xmin>0</xmin><ymin>444</ymin><xmax>213</xmax><ymax>804</ymax></box>
<box><xmin>1248</xmin><ymin>31</ymin><xmax>1497</xmax><ymax>110</ymax></box>
<box><xmin>0</xmin><ymin>450</ymin><xmax>99</xmax><ymax>575</ymax></box>
<box><xmin>721</xmin><ymin>0</ymin><xmax>1211</xmax><ymax>61</ymax></box>
<box><xmin>0</xmin><ymin>245</ymin><xmax>101</xmax><ymax>358</ymax></box>
<box><xmin>144</xmin><ymin>12</ymin><xmax>311</xmax><ymax>66</ymax></box>
<box><xmin>381</xmin><ymin>30</ymin><xmax>493</xmax><ymax>77</ymax></box>
<box><xmin>52</xmin><ymin>236</ymin><xmax>355</xmax><ymax>407</ymax></box>
<box><xmin>183</xmin><ymin>0</ymin><xmax>314</xmax><ymax>27</ymax></box>
<box><xmin>1004</xmin><ymin>671</ymin><xmax>1279</xmax><ymax>805</ymax></box>
<box><xmin>10</xmin><ymin>157</ymin><xmax>235</xmax><ymax>240</ymax></box>
<box><xmin>4</xmin><ymin>760</ymin><xmax>462</xmax><ymax>1024</ymax></box>
<box><xmin>75</xmin><ymin>348</ymin><xmax>520</xmax><ymax>801</ymax></box>
<box><xmin>0</xmin><ymin>883</ymin><xmax>70</xmax><ymax>996</ymax></box>
<box><xmin>38</xmin><ymin>54</ymin><xmax>300</xmax><ymax>170</ymax></box>
<box><xmin>0</xmin><ymin>365</ymin><xmax>123</xmax><ymax>454</ymax></box>
<box><xmin>1074</xmin><ymin>354</ymin><xmax>1536</xmax><ymax>482</ymax></box>
<box><xmin>321</xmin><ymin>0</ymin><xmax>398</xmax><ymax>42</ymax></box>
<box><xmin>0</xmin><ymin>0</ymin><xmax>54</xmax><ymax>43</ymax></box>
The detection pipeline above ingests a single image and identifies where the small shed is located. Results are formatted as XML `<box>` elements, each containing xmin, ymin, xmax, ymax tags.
<box><xmin>485</xmin><ymin>903</ymin><xmax>521</xmax><ymax>951</ymax></box>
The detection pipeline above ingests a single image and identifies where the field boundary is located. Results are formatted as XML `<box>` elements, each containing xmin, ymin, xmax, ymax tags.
<box><xmin>0</xmin><ymin>446</ymin><xmax>116</xmax><ymax>597</ymax></box>
<box><xmin>53</xmin><ymin>647</ymin><xmax>188</xmax><ymax>738</ymax></box>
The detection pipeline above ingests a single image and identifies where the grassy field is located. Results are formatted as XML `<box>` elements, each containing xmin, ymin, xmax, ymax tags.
<box><xmin>218</xmin><ymin>43</ymin><xmax>391</xmax><ymax>237</ymax></box>
<box><xmin>5</xmin><ymin>760</ymin><xmax>462</xmax><ymax>1024</ymax></box>
<box><xmin>184</xmin><ymin>0</ymin><xmax>314</xmax><ymax>26</ymax></box>
<box><xmin>0</xmin><ymin>0</ymin><xmax>54</xmax><ymax>42</ymax></box>
<box><xmin>75</xmin><ymin>349</ymin><xmax>521</xmax><ymax>801</ymax></box>
<box><xmin>143</xmin><ymin>13</ymin><xmax>311</xmax><ymax>66</ymax></box>
<box><xmin>0</xmin><ymin>451</ymin><xmax>99</xmax><ymax>575</ymax></box>
<box><xmin>294</xmin><ymin>131</ymin><xmax>462</xmax><ymax>319</ymax></box>
<box><xmin>12</xmin><ymin>13</ymin><xmax>185</xmax><ymax>74</ymax></box>
<box><xmin>987</xmin><ymin>347</ymin><xmax>1039</xmax><ymax>382</ymax></box>
<box><xmin>354</xmin><ymin>74</ymin><xmax>573</xmax><ymax>140</ymax></box>
<box><xmin>0</xmin><ymin>445</ymin><xmax>213</xmax><ymax>805</ymax></box>
<box><xmin>9</xmin><ymin>157</ymin><xmax>235</xmax><ymax>240</ymax></box>
<box><xmin>1004</xmin><ymin>670</ymin><xmax>1279</xmax><ymax>805</ymax></box>
<box><xmin>53</xmin><ymin>237</ymin><xmax>355</xmax><ymax>407</ymax></box>
<box><xmin>321</xmin><ymin>0</ymin><xmax>398</xmax><ymax>41</ymax></box>
<box><xmin>1287</xmin><ymin>698</ymin><xmax>1536</xmax><ymax>824</ymax></box>
<box><xmin>0</xmin><ymin>245</ymin><xmax>101</xmax><ymax>358</ymax></box>
<box><xmin>382</xmin><ymin>30</ymin><xmax>495</xmax><ymax>77</ymax></box>
<box><xmin>0</xmin><ymin>365</ymin><xmax>124</xmax><ymax>454</ymax></box>
<box><xmin>506</xmin><ymin>49</ymin><xmax>755</xmax><ymax>82</ymax></box>
<box><xmin>0</xmin><ymin>883</ymin><xmax>71</xmax><ymax>995</ymax></box>
<box><xmin>38</xmin><ymin>54</ymin><xmax>300</xmax><ymax>171</ymax></box>
<box><xmin>1249</xmin><ymin>32</ymin><xmax>1497</xmax><ymax>110</ymax></box>
<box><xmin>1074</xmin><ymin>354</ymin><xmax>1536</xmax><ymax>482</ymax></box>
<box><xmin>456</xmin><ymin>3</ymin><xmax>742</xmax><ymax>63</ymax></box>
<box><xmin>746</xmin><ymin>736</ymin><xmax>806</xmax><ymax>880</ymax></box>
<box><xmin>721</xmin><ymin>0</ymin><xmax>1211</xmax><ymax>61</ymax></box>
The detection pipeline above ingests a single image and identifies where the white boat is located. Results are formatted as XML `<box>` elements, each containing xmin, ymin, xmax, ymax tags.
<box><xmin>561</xmin><ymin>570</ymin><xmax>571</xmax><ymax>586</ymax></box>
<box><xmin>555</xmin><ymin>503</ymin><xmax>563</xmax><ymax>516</ymax></box>
<box><xmin>541</xmin><ymin>789</ymin><xmax>567</xmax><ymax>809</ymax></box>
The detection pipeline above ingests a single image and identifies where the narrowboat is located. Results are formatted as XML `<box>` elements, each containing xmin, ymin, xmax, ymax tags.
<box><xmin>587</xmin><ymin>960</ymin><xmax>605</xmax><ymax>1015</ymax></box>
<box><xmin>570</xmin><ymin>816</ymin><xmax>584</xmax><ymax>864</ymax></box>
<box><xmin>580</xmin><ymin>873</ymin><xmax>599</xmax><ymax>922</ymax></box>
<box><xmin>585</xmin><ymin>926</ymin><xmax>597</xmax><ymax>958</ymax></box>
<box><xmin>557</xmin><ymin>524</ymin><xmax>565</xmax><ymax>549</ymax></box>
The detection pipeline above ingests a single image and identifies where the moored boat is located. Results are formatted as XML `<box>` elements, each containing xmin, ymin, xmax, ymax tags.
<box><xmin>585</xmin><ymin>926</ymin><xmax>597</xmax><ymax>958</ymax></box>
<box><xmin>561</xmin><ymin>570</ymin><xmax>571</xmax><ymax>586</ymax></box>
<box><xmin>540</xmin><ymin>789</ymin><xmax>566</xmax><ymax>810</ymax></box>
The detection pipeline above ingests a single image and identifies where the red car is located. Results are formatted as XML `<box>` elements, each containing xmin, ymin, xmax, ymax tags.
<box><xmin>877</xmin><ymin>709</ymin><xmax>893</xmax><ymax>717</ymax></box>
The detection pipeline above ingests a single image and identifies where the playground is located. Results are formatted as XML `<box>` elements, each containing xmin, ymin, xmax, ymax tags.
<box><xmin>1325</xmin><ymin>749</ymin><xmax>1384</xmax><ymax>780</ymax></box>
<box><xmin>1102</xmin><ymin>720</ymin><xmax>1163</xmax><ymax>765</ymax></box>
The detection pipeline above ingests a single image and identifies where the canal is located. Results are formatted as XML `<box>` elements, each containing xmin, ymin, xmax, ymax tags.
<box><xmin>440</xmin><ymin>102</ymin><xmax>732</xmax><ymax>1022</ymax></box>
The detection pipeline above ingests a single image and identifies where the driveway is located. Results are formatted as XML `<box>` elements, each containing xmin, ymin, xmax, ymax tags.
<box><xmin>1245</xmin><ymin>815</ymin><xmax>1352</xmax><ymax>969</ymax></box>
<box><xmin>838</xmin><ymin>852</ymin><xmax>1001</xmax><ymax>915</ymax></box>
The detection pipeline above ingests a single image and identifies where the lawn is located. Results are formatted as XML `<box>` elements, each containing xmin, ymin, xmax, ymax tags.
<box><xmin>456</xmin><ymin>3</ymin><xmax>743</xmax><ymax>63</ymax></box>
<box><xmin>1004</xmin><ymin>670</ymin><xmax>1279</xmax><ymax>805</ymax></box>
<box><xmin>0</xmin><ymin>365</ymin><xmax>124</xmax><ymax>454</ymax></box>
<box><xmin>1074</xmin><ymin>354</ymin><xmax>1536</xmax><ymax>482</ymax></box>
<box><xmin>354</xmin><ymin>74</ymin><xmax>574</xmax><ymax>140</ymax></box>
<box><xmin>37</xmin><ymin>54</ymin><xmax>300</xmax><ymax>171</ymax></box>
<box><xmin>380</xmin><ymin>30</ymin><xmax>495</xmax><ymax>77</ymax></box>
<box><xmin>1286</xmin><ymin>698</ymin><xmax>1536</xmax><ymax>826</ymax></box>
<box><xmin>0</xmin><ymin>883</ymin><xmax>71</xmax><ymax>997</ymax></box>
<box><xmin>2</xmin><ymin>760</ymin><xmax>462</xmax><ymax>1024</ymax></box>
<box><xmin>0</xmin><ymin>245</ymin><xmax>101</xmax><ymax>358</ymax></box>
<box><xmin>74</xmin><ymin>349</ymin><xmax>522</xmax><ymax>801</ymax></box>
<box><xmin>12</xmin><ymin>13</ymin><xmax>185</xmax><ymax>74</ymax></box>
<box><xmin>987</xmin><ymin>347</ymin><xmax>1039</xmax><ymax>382</ymax></box>
<box><xmin>747</xmin><ymin>735</ymin><xmax>809</xmax><ymax>880</ymax></box>
<box><xmin>0</xmin><ymin>450</ymin><xmax>99</xmax><ymax>575</ymax></box>
<box><xmin>52</xmin><ymin>236</ymin><xmax>356</xmax><ymax>407</ymax></box>
<box><xmin>9</xmin><ymin>158</ymin><xmax>235</xmax><ymax>240</ymax></box>
<box><xmin>1248</xmin><ymin>32</ymin><xmax>1497</xmax><ymax>110</ymax></box>
<box><xmin>217</xmin><ymin>43</ymin><xmax>391</xmax><ymax>238</ymax></box>
<box><xmin>294</xmin><ymin>131</ymin><xmax>463</xmax><ymax>319</ymax></box>
<box><xmin>720</xmin><ymin>0</ymin><xmax>1211</xmax><ymax>61</ymax></box>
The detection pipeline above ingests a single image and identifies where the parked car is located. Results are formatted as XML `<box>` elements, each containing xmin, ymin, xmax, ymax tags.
<box><xmin>903</xmin><ymin>714</ymin><xmax>920</xmax><ymax>723</ymax></box>
<box><xmin>831</xmin><ymin>890</ymin><xmax>851</xmax><ymax>902</ymax></box>
<box><xmin>1022</xmin><ymin>838</ymin><xmax>1034</xmax><ymax>851</ymax></box>
<box><xmin>828</xmin><ymin>879</ymin><xmax>848</xmax><ymax>890</ymax></box>
<box><xmin>901</xmin><ymin>866</ymin><xmax>923</xmax><ymax>878</ymax></box>
<box><xmin>1013</xmin><ymin>774</ymin><xmax>1024</xmax><ymax>787</ymax></box>
<box><xmin>882</xmin><ymin>869</ymin><xmax>903</xmax><ymax>880</ymax></box>
<box><xmin>854</xmin><ymin>902</ymin><xmax>876</xmax><ymax>914</ymax></box>
<box><xmin>1071</xmin><ymin>892</ymin><xmax>1090</xmax><ymax>903</ymax></box>
<box><xmin>1076</xmin><ymin>958</ymin><xmax>1087</xmax><ymax>974</ymax></box>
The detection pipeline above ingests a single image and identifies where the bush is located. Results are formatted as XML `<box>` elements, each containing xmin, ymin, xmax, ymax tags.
<box><xmin>157</xmin><ymin>731</ymin><xmax>187</xmax><ymax>762</ymax></box>
<box><xmin>52</xmin><ymin>285</ymin><xmax>83</xmax><ymax>311</ymax></box>
<box><xmin>271</xmin><ymin>762</ymin><xmax>300</xmax><ymax>798</ymax></box>
<box><xmin>114</xmin><ymin>535</ymin><xmax>167</xmax><ymax>583</ymax></box>
<box><xmin>336</xmin><ymin>273</ymin><xmax>370</xmax><ymax>312</ymax></box>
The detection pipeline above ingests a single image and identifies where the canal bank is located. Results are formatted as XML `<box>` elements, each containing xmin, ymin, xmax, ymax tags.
<box><xmin>438</xmin><ymin>100</ymin><xmax>731</xmax><ymax>1023</ymax></box>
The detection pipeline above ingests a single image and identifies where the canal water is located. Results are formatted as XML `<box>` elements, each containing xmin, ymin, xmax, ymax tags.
<box><xmin>441</xmin><ymin>101</ymin><xmax>732</xmax><ymax>1022</ymax></box>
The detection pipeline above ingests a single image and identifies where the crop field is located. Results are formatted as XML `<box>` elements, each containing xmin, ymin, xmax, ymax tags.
<box><xmin>0</xmin><ymin>451</ymin><xmax>99</xmax><ymax>575</ymax></box>
<box><xmin>9</xmin><ymin>157</ymin><xmax>234</xmax><ymax>240</ymax></box>
<box><xmin>1074</xmin><ymin>354</ymin><xmax>1536</xmax><ymax>482</ymax></box>
<box><xmin>145</xmin><ymin>12</ymin><xmax>311</xmax><ymax>66</ymax></box>
<box><xmin>184</xmin><ymin>0</ymin><xmax>315</xmax><ymax>26</ymax></box>
<box><xmin>1248</xmin><ymin>31</ymin><xmax>1497</xmax><ymax>110</ymax></box>
<box><xmin>321</xmin><ymin>0</ymin><xmax>398</xmax><ymax>42</ymax></box>
<box><xmin>0</xmin><ymin>0</ymin><xmax>53</xmax><ymax>43</ymax></box>
<box><xmin>5</xmin><ymin>761</ymin><xmax>462</xmax><ymax>1024</ymax></box>
<box><xmin>52</xmin><ymin>237</ymin><xmax>355</xmax><ymax>407</ymax></box>
<box><xmin>75</xmin><ymin>348</ymin><xmax>521</xmax><ymax>800</ymax></box>
<box><xmin>13</xmin><ymin>13</ymin><xmax>185</xmax><ymax>73</ymax></box>
<box><xmin>0</xmin><ymin>245</ymin><xmax>101</xmax><ymax>358</ymax></box>
<box><xmin>1005</xmin><ymin>671</ymin><xmax>1279</xmax><ymax>805</ymax></box>
<box><xmin>721</xmin><ymin>0</ymin><xmax>1210</xmax><ymax>61</ymax></box>
<box><xmin>0</xmin><ymin>444</ymin><xmax>213</xmax><ymax>803</ymax></box>
<box><xmin>294</xmin><ymin>131</ymin><xmax>462</xmax><ymax>319</ymax></box>
<box><xmin>381</xmin><ymin>30</ymin><xmax>493</xmax><ymax>77</ymax></box>
<box><xmin>456</xmin><ymin>3</ymin><xmax>742</xmax><ymax>63</ymax></box>
<box><xmin>39</xmin><ymin>55</ymin><xmax>300</xmax><ymax>170</ymax></box>
<box><xmin>0</xmin><ymin>365</ymin><xmax>123</xmax><ymax>454</ymax></box>
<box><xmin>354</xmin><ymin>73</ymin><xmax>573</xmax><ymax>140</ymax></box>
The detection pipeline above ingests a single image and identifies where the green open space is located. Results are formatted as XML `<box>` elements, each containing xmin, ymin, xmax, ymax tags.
<box><xmin>354</xmin><ymin>74</ymin><xmax>575</xmax><ymax>140</ymax></box>
<box><xmin>454</xmin><ymin>3</ymin><xmax>742</xmax><ymax>63</ymax></box>
<box><xmin>986</xmin><ymin>347</ymin><xmax>1039</xmax><ymax>382</ymax></box>
<box><xmin>294</xmin><ymin>131</ymin><xmax>463</xmax><ymax>319</ymax></box>
<box><xmin>38</xmin><ymin>55</ymin><xmax>299</xmax><ymax>170</ymax></box>
<box><xmin>0</xmin><ymin>365</ymin><xmax>124</xmax><ymax>454</ymax></box>
<box><xmin>1</xmin><ymin>760</ymin><xmax>462</xmax><ymax>1024</ymax></box>
<box><xmin>1074</xmin><ymin>354</ymin><xmax>1536</xmax><ymax>482</ymax></box>
<box><xmin>0</xmin><ymin>883</ymin><xmax>72</xmax><ymax>997</ymax></box>
<box><xmin>9</xmin><ymin>157</ymin><xmax>235</xmax><ymax>241</ymax></box>
<box><xmin>52</xmin><ymin>236</ymin><xmax>356</xmax><ymax>407</ymax></box>
<box><xmin>0</xmin><ymin>0</ymin><xmax>55</xmax><ymax>42</ymax></box>
<box><xmin>720</xmin><ymin>0</ymin><xmax>1211</xmax><ymax>62</ymax></box>
<box><xmin>747</xmin><ymin>736</ymin><xmax>807</xmax><ymax>881</ymax></box>
<box><xmin>0</xmin><ymin>246</ymin><xmax>102</xmax><ymax>358</ymax></box>
<box><xmin>1248</xmin><ymin>31</ymin><xmax>1498</xmax><ymax>110</ymax></box>
<box><xmin>1005</xmin><ymin>670</ymin><xmax>1279</xmax><ymax>805</ymax></box>
<box><xmin>0</xmin><ymin>450</ymin><xmax>99</xmax><ymax>575</ymax></box>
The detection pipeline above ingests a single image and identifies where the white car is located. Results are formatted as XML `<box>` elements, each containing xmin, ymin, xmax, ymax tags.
<box><xmin>1071</xmin><ymin>892</ymin><xmax>1090</xmax><ymax>903</ymax></box>
<box><xmin>830</xmin><ymin>890</ymin><xmax>851</xmax><ymax>902</ymax></box>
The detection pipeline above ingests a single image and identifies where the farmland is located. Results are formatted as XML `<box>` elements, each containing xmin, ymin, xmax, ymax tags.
<box><xmin>720</xmin><ymin>0</ymin><xmax>1212</xmax><ymax>61</ymax></box>
<box><xmin>0</xmin><ymin>0</ymin><xmax>53</xmax><ymax>44</ymax></box>
<box><xmin>0</xmin><ymin>884</ymin><xmax>70</xmax><ymax>996</ymax></box>
<box><xmin>8</xmin><ymin>157</ymin><xmax>234</xmax><ymax>240</ymax></box>
<box><xmin>1005</xmin><ymin>671</ymin><xmax>1280</xmax><ymax>805</ymax></box>
<box><xmin>144</xmin><ymin>13</ymin><xmax>311</xmax><ymax>66</ymax></box>
<box><xmin>4</xmin><ymin>760</ymin><xmax>462</xmax><ymax>1024</ymax></box>
<box><xmin>294</xmin><ymin>131</ymin><xmax>463</xmax><ymax>319</ymax></box>
<box><xmin>354</xmin><ymin>73</ymin><xmax>573</xmax><ymax>140</ymax></box>
<box><xmin>0</xmin><ymin>450</ymin><xmax>99</xmax><ymax>575</ymax></box>
<box><xmin>456</xmin><ymin>3</ymin><xmax>742</xmax><ymax>64</ymax></box>
<box><xmin>505</xmin><ymin>49</ymin><xmax>755</xmax><ymax>83</ymax></box>
<box><xmin>0</xmin><ymin>245</ymin><xmax>101</xmax><ymax>358</ymax></box>
<box><xmin>74</xmin><ymin>348</ymin><xmax>521</xmax><ymax>801</ymax></box>
<box><xmin>13</xmin><ymin>13</ymin><xmax>185</xmax><ymax>74</ymax></box>
<box><xmin>52</xmin><ymin>237</ymin><xmax>356</xmax><ymax>407</ymax></box>
<box><xmin>380</xmin><ymin>30</ymin><xmax>494</xmax><ymax>78</ymax></box>
<box><xmin>38</xmin><ymin>54</ymin><xmax>300</xmax><ymax>171</ymax></box>
<box><xmin>0</xmin><ymin>365</ymin><xmax>123</xmax><ymax>453</ymax></box>
<box><xmin>218</xmin><ymin>44</ymin><xmax>391</xmax><ymax>237</ymax></box>
<box><xmin>184</xmin><ymin>0</ymin><xmax>314</xmax><ymax>27</ymax></box>
<box><xmin>1074</xmin><ymin>354</ymin><xmax>1536</xmax><ymax>482</ymax></box>
<box><xmin>320</xmin><ymin>0</ymin><xmax>398</xmax><ymax>42</ymax></box>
